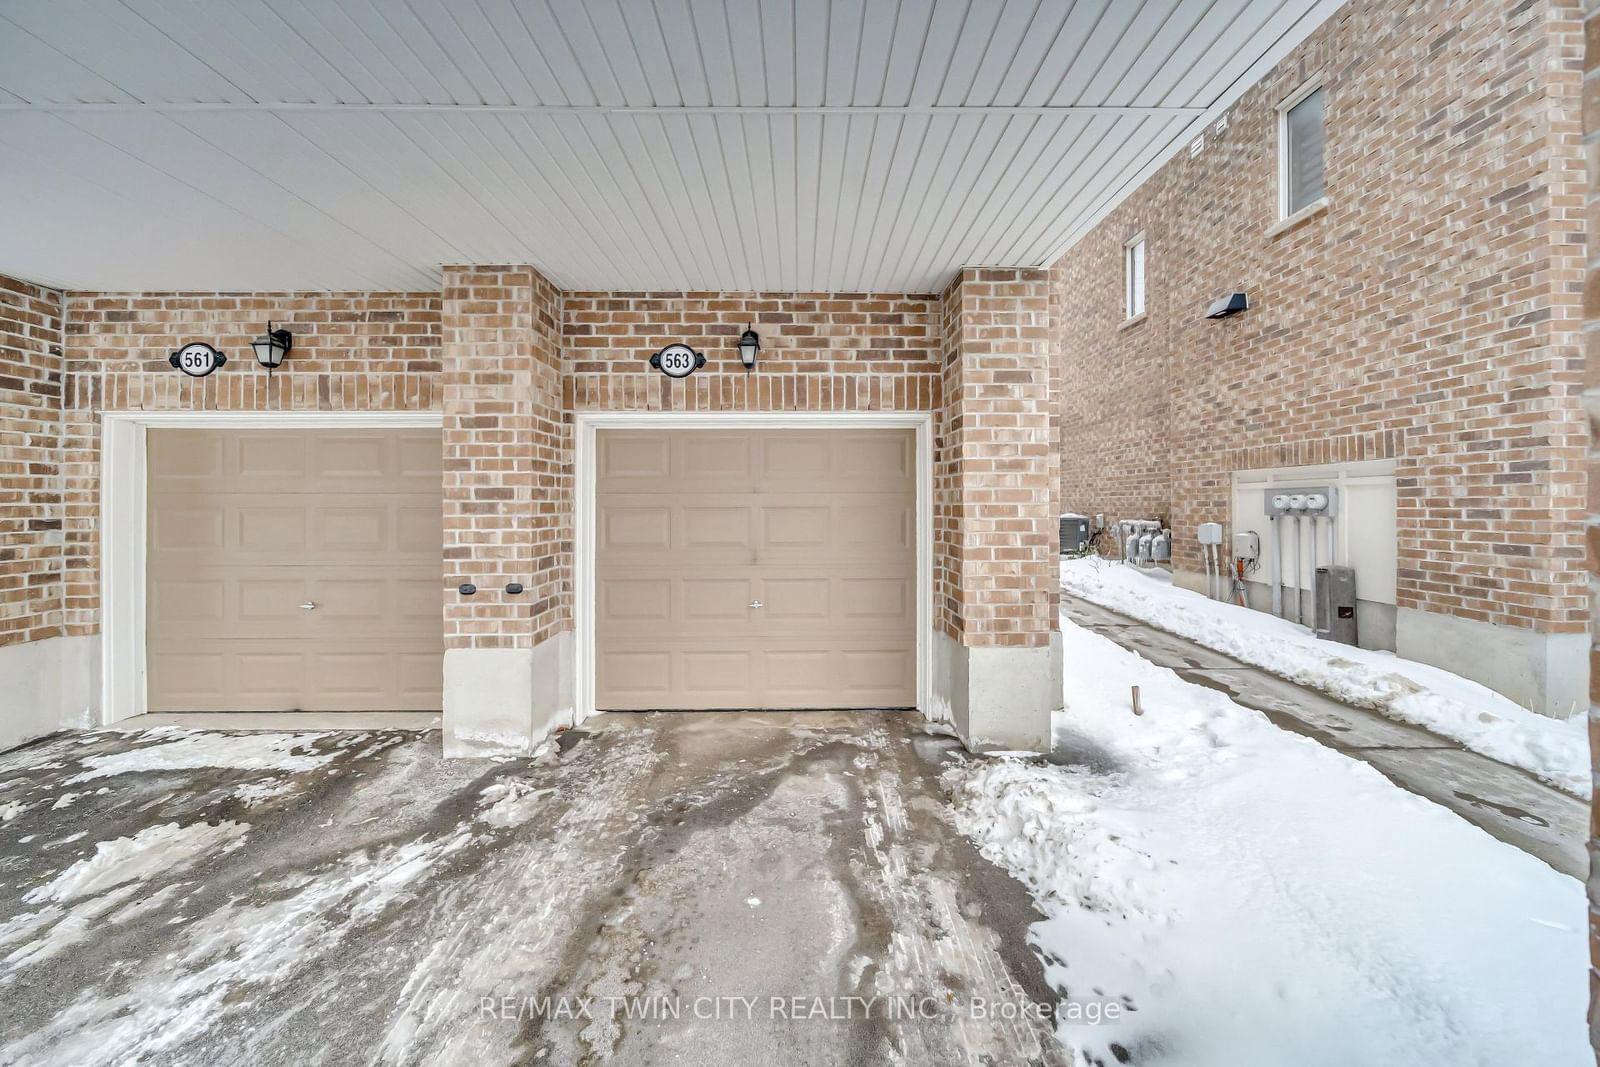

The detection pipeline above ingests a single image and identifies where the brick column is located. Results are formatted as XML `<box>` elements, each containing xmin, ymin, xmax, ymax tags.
<box><xmin>1585</xmin><ymin>0</ymin><xmax>1600</xmax><ymax>1056</ymax></box>
<box><xmin>934</xmin><ymin>268</ymin><xmax>1059</xmax><ymax>750</ymax></box>
<box><xmin>440</xmin><ymin>265</ymin><xmax>572</xmax><ymax>756</ymax></box>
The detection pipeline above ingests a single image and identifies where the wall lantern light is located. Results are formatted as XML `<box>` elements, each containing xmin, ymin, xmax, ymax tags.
<box><xmin>737</xmin><ymin>327</ymin><xmax>761</xmax><ymax>370</ymax></box>
<box><xmin>251</xmin><ymin>321</ymin><xmax>293</xmax><ymax>370</ymax></box>
<box><xmin>1204</xmin><ymin>292</ymin><xmax>1248</xmax><ymax>319</ymax></box>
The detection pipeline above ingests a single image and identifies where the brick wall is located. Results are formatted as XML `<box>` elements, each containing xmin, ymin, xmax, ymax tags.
<box><xmin>564</xmin><ymin>291</ymin><xmax>941</xmax><ymax>412</ymax></box>
<box><xmin>55</xmin><ymin>280</ymin><xmax>1054</xmax><ymax>670</ymax></box>
<box><xmin>1581</xmin><ymin>0</ymin><xmax>1599</xmax><ymax>1052</ymax></box>
<box><xmin>441</xmin><ymin>266</ymin><xmax>567</xmax><ymax>650</ymax></box>
<box><xmin>939</xmin><ymin>269</ymin><xmax>1056</xmax><ymax>647</ymax></box>
<box><xmin>60</xmin><ymin>291</ymin><xmax>442</xmax><ymax>635</ymax></box>
<box><xmin>1057</xmin><ymin>0</ymin><xmax>1587</xmax><ymax>637</ymax></box>
<box><xmin>0</xmin><ymin>275</ymin><xmax>64</xmax><ymax>648</ymax></box>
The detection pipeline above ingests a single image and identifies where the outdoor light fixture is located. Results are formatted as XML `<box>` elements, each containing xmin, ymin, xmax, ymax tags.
<box><xmin>1205</xmin><ymin>292</ymin><xmax>1249</xmax><ymax>319</ymax></box>
<box><xmin>250</xmin><ymin>321</ymin><xmax>293</xmax><ymax>370</ymax></box>
<box><xmin>737</xmin><ymin>327</ymin><xmax>760</xmax><ymax>370</ymax></box>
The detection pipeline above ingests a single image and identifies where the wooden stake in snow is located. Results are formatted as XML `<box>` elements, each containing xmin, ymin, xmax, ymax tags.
<box><xmin>1131</xmin><ymin>685</ymin><xmax>1143</xmax><ymax>716</ymax></box>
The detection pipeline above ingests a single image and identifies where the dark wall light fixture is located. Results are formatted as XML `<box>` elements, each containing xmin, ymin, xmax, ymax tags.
<box><xmin>1205</xmin><ymin>292</ymin><xmax>1249</xmax><ymax>319</ymax></box>
<box><xmin>251</xmin><ymin>321</ymin><xmax>293</xmax><ymax>371</ymax></box>
<box><xmin>737</xmin><ymin>327</ymin><xmax>761</xmax><ymax>370</ymax></box>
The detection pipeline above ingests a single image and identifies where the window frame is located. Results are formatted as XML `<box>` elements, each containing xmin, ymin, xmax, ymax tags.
<box><xmin>1276</xmin><ymin>75</ymin><xmax>1325</xmax><ymax>221</ymax></box>
<box><xmin>1123</xmin><ymin>232</ymin><xmax>1146</xmax><ymax>322</ymax></box>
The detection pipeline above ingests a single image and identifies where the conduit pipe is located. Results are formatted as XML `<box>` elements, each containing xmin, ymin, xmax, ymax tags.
<box><xmin>1290</xmin><ymin>514</ymin><xmax>1302</xmax><ymax>625</ymax></box>
<box><xmin>1270</xmin><ymin>517</ymin><xmax>1283</xmax><ymax>617</ymax></box>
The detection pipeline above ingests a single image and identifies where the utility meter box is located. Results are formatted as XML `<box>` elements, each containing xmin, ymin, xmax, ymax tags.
<box><xmin>1197</xmin><ymin>521</ymin><xmax>1224</xmax><ymax>545</ymax></box>
<box><xmin>1059</xmin><ymin>513</ymin><xmax>1090</xmax><ymax>554</ymax></box>
<box><xmin>1233</xmin><ymin>531</ymin><xmax>1259</xmax><ymax>563</ymax></box>
<box><xmin>1314</xmin><ymin>565</ymin><xmax>1359</xmax><ymax>646</ymax></box>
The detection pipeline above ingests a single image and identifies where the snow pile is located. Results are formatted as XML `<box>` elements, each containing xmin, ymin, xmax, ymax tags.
<box><xmin>1061</xmin><ymin>557</ymin><xmax>1588</xmax><ymax>794</ymax></box>
<box><xmin>69</xmin><ymin>729</ymin><xmax>346</xmax><ymax>782</ymax></box>
<box><xmin>946</xmin><ymin>618</ymin><xmax>1588</xmax><ymax>1065</ymax></box>
<box><xmin>24</xmin><ymin>821</ymin><xmax>248</xmax><ymax>904</ymax></box>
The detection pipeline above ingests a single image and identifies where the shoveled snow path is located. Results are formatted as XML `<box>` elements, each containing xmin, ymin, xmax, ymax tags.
<box><xmin>1060</xmin><ymin>557</ymin><xmax>1587</xmax><ymax>794</ymax></box>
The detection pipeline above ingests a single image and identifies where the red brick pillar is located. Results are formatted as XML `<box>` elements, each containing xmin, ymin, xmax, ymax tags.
<box><xmin>934</xmin><ymin>268</ymin><xmax>1060</xmax><ymax>751</ymax></box>
<box><xmin>440</xmin><ymin>265</ymin><xmax>571</xmax><ymax>756</ymax></box>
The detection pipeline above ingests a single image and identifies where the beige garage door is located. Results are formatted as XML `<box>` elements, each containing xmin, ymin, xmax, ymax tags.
<box><xmin>146</xmin><ymin>429</ymin><xmax>443</xmax><ymax>712</ymax></box>
<box><xmin>595</xmin><ymin>428</ymin><xmax>916</xmax><ymax>710</ymax></box>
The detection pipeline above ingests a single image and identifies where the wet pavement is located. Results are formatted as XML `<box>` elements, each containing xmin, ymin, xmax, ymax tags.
<box><xmin>0</xmin><ymin>713</ymin><xmax>1067</xmax><ymax>1066</ymax></box>
<box><xmin>1062</xmin><ymin>595</ymin><xmax>1588</xmax><ymax>877</ymax></box>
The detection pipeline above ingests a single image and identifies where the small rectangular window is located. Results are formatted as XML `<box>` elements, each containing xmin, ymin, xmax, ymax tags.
<box><xmin>1124</xmin><ymin>235</ymin><xmax>1145</xmax><ymax>320</ymax></box>
<box><xmin>1279</xmin><ymin>81</ymin><xmax>1325</xmax><ymax>218</ymax></box>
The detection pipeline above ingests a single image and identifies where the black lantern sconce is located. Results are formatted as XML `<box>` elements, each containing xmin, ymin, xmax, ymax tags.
<box><xmin>737</xmin><ymin>327</ymin><xmax>760</xmax><ymax>371</ymax></box>
<box><xmin>251</xmin><ymin>321</ymin><xmax>293</xmax><ymax>372</ymax></box>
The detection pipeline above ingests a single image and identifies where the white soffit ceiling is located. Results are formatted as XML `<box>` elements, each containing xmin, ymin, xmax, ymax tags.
<box><xmin>0</xmin><ymin>0</ymin><xmax>1344</xmax><ymax>293</ymax></box>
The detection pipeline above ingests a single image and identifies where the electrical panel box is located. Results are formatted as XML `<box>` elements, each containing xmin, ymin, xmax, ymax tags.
<box><xmin>1197</xmin><ymin>521</ymin><xmax>1224</xmax><ymax>545</ymax></box>
<box><xmin>1315</xmin><ymin>565</ymin><xmax>1359</xmax><ymax>646</ymax></box>
<box><xmin>1264</xmin><ymin>486</ymin><xmax>1337</xmax><ymax>517</ymax></box>
<box><xmin>1233</xmin><ymin>531</ymin><xmax>1259</xmax><ymax>562</ymax></box>
<box><xmin>1059</xmin><ymin>513</ymin><xmax>1089</xmax><ymax>554</ymax></box>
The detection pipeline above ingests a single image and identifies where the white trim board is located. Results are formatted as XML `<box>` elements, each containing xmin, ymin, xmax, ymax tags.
<box><xmin>98</xmin><ymin>409</ymin><xmax>445</xmax><ymax>725</ymax></box>
<box><xmin>572</xmin><ymin>410</ymin><xmax>936</xmax><ymax>723</ymax></box>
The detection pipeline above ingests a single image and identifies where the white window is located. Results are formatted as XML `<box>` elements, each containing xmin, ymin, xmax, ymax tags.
<box><xmin>1124</xmin><ymin>234</ymin><xmax>1146</xmax><ymax>320</ymax></box>
<box><xmin>1278</xmin><ymin>78</ymin><xmax>1325</xmax><ymax>218</ymax></box>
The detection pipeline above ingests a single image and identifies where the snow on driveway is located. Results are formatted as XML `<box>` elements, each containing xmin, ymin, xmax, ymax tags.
<box><xmin>947</xmin><ymin>615</ymin><xmax>1588</xmax><ymax>1066</ymax></box>
<box><xmin>1061</xmin><ymin>557</ymin><xmax>1588</xmax><ymax>794</ymax></box>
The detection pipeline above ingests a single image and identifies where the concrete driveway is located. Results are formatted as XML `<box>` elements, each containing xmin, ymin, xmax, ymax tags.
<box><xmin>0</xmin><ymin>713</ymin><xmax>1065</xmax><ymax>1066</ymax></box>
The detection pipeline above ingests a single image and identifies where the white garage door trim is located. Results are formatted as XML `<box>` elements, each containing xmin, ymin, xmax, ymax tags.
<box><xmin>100</xmin><ymin>410</ymin><xmax>444</xmax><ymax>726</ymax></box>
<box><xmin>574</xmin><ymin>411</ymin><xmax>934</xmax><ymax>723</ymax></box>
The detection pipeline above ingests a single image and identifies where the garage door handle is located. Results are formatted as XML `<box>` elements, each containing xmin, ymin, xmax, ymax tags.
<box><xmin>299</xmin><ymin>602</ymin><xmax>319</xmax><ymax>611</ymax></box>
<box><xmin>749</xmin><ymin>600</ymin><xmax>763</xmax><ymax>609</ymax></box>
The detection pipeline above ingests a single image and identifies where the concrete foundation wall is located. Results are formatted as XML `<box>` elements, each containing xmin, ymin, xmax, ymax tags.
<box><xmin>0</xmin><ymin>634</ymin><xmax>98</xmax><ymax>752</ymax></box>
<box><xmin>442</xmin><ymin>630</ymin><xmax>574</xmax><ymax>758</ymax></box>
<box><xmin>1395</xmin><ymin>608</ymin><xmax>1586</xmax><ymax>720</ymax></box>
<box><xmin>933</xmin><ymin>629</ymin><xmax>1058</xmax><ymax>753</ymax></box>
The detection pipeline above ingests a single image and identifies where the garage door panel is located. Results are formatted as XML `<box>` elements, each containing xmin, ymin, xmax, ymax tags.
<box><xmin>312</xmin><ymin>435</ymin><xmax>387</xmax><ymax>479</ymax></box>
<box><xmin>681</xmin><ymin>578</ymin><xmax>754</xmax><ymax>621</ymax></box>
<box><xmin>681</xmin><ymin>506</ymin><xmax>752</xmax><ymax>550</ymax></box>
<box><xmin>599</xmin><ymin>578</ymin><xmax>673</xmax><ymax>624</ymax></box>
<box><xmin>762</xmin><ymin>650</ymin><xmax>833</xmax><ymax>703</ymax></box>
<box><xmin>841</xmin><ymin>649</ymin><xmax>914</xmax><ymax>690</ymax></box>
<box><xmin>600</xmin><ymin>432</ymin><xmax>671</xmax><ymax>481</ymax></box>
<box><xmin>150</xmin><ymin>652</ymin><xmax>229</xmax><ymax>702</ymax></box>
<box><xmin>237</xmin><ymin>578</ymin><xmax>309</xmax><ymax>624</ymax></box>
<box><xmin>151</xmin><ymin>506</ymin><xmax>225</xmax><ymax>551</ymax></box>
<box><xmin>602</xmin><ymin>506</ymin><xmax>672</xmax><ymax>552</ymax></box>
<box><xmin>598</xmin><ymin>651</ymin><xmax>673</xmax><ymax>697</ymax></box>
<box><xmin>147</xmin><ymin>428</ymin><xmax>443</xmax><ymax>713</ymax></box>
<box><xmin>762</xmin><ymin>578</ymin><xmax>829</xmax><ymax>621</ymax></box>
<box><xmin>838</xmin><ymin>504</ymin><xmax>912</xmax><ymax>550</ymax></box>
<box><xmin>682</xmin><ymin>651</ymin><xmax>753</xmax><ymax>695</ymax></box>
<box><xmin>315</xmin><ymin>507</ymin><xmax>388</xmax><ymax>552</ymax></box>
<box><xmin>842</xmin><ymin>578</ymin><xmax>912</xmax><ymax>620</ymax></box>
<box><xmin>681</xmin><ymin>434</ymin><xmax>753</xmax><ymax>480</ymax></box>
<box><xmin>238</xmin><ymin>506</ymin><xmax>308</xmax><ymax>552</ymax></box>
<box><xmin>596</xmin><ymin>427</ymin><xmax>915</xmax><ymax>711</ymax></box>
<box><xmin>396</xmin><ymin>506</ymin><xmax>443</xmax><ymax>552</ymax></box>
<box><xmin>761</xmin><ymin>506</ymin><xmax>829</xmax><ymax>550</ymax></box>
<box><xmin>760</xmin><ymin>436</ymin><xmax>831</xmax><ymax>480</ymax></box>
<box><xmin>237</xmin><ymin>434</ymin><xmax>309</xmax><ymax>480</ymax></box>
<box><xmin>150</xmin><ymin>430</ymin><xmax>226</xmax><ymax>479</ymax></box>
<box><xmin>235</xmin><ymin>652</ymin><xmax>306</xmax><ymax>695</ymax></box>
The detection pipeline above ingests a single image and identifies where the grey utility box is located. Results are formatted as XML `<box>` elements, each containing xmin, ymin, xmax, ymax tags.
<box><xmin>1059</xmin><ymin>513</ymin><xmax>1090</xmax><ymax>554</ymax></box>
<box><xmin>1314</xmin><ymin>565</ymin><xmax>1358</xmax><ymax>646</ymax></box>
